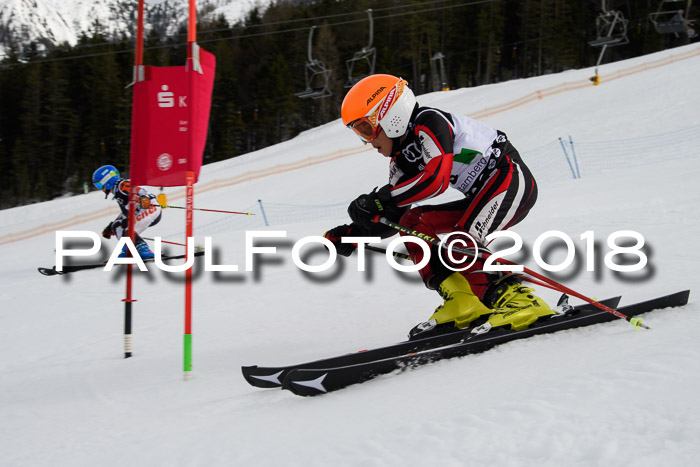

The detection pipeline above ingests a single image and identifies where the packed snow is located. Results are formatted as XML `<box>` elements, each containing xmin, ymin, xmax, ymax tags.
<box><xmin>1</xmin><ymin>44</ymin><xmax>699</xmax><ymax>467</ymax></box>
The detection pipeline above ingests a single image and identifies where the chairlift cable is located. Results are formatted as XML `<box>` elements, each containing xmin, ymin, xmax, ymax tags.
<box><xmin>1</xmin><ymin>0</ymin><xmax>497</xmax><ymax>69</ymax></box>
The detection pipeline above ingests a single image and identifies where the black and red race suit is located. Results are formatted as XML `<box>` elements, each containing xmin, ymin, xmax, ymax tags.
<box><xmin>385</xmin><ymin>107</ymin><xmax>538</xmax><ymax>296</ymax></box>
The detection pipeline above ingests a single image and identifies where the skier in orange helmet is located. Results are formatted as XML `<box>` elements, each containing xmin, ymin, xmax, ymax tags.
<box><xmin>325</xmin><ymin>74</ymin><xmax>554</xmax><ymax>338</ymax></box>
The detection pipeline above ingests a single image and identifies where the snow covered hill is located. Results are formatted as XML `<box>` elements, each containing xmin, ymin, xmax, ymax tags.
<box><xmin>0</xmin><ymin>0</ymin><xmax>274</xmax><ymax>58</ymax></box>
<box><xmin>1</xmin><ymin>44</ymin><xmax>699</xmax><ymax>466</ymax></box>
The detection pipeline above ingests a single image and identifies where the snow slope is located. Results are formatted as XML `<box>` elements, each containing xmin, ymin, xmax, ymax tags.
<box><xmin>1</xmin><ymin>44</ymin><xmax>699</xmax><ymax>467</ymax></box>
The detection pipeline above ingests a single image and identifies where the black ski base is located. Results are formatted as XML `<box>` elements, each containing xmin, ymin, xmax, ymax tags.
<box><xmin>241</xmin><ymin>296</ymin><xmax>621</xmax><ymax>389</ymax></box>
<box><xmin>243</xmin><ymin>291</ymin><xmax>690</xmax><ymax>396</ymax></box>
<box><xmin>38</xmin><ymin>250</ymin><xmax>205</xmax><ymax>276</ymax></box>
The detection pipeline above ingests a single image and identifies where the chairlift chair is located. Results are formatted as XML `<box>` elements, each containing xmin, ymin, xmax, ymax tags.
<box><xmin>648</xmin><ymin>1</ymin><xmax>696</xmax><ymax>38</ymax></box>
<box><xmin>295</xmin><ymin>26</ymin><xmax>332</xmax><ymax>99</ymax></box>
<box><xmin>588</xmin><ymin>2</ymin><xmax>630</xmax><ymax>85</ymax></box>
<box><xmin>345</xmin><ymin>9</ymin><xmax>377</xmax><ymax>88</ymax></box>
<box><xmin>588</xmin><ymin>9</ymin><xmax>629</xmax><ymax>47</ymax></box>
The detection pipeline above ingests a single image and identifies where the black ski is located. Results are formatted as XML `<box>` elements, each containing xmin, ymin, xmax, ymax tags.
<box><xmin>279</xmin><ymin>290</ymin><xmax>689</xmax><ymax>396</ymax></box>
<box><xmin>242</xmin><ymin>296</ymin><xmax>623</xmax><ymax>389</ymax></box>
<box><xmin>38</xmin><ymin>250</ymin><xmax>205</xmax><ymax>276</ymax></box>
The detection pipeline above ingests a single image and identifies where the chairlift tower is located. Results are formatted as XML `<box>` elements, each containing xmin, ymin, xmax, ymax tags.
<box><xmin>345</xmin><ymin>9</ymin><xmax>377</xmax><ymax>87</ymax></box>
<box><xmin>588</xmin><ymin>1</ymin><xmax>629</xmax><ymax>85</ymax></box>
<box><xmin>295</xmin><ymin>26</ymin><xmax>333</xmax><ymax>99</ymax></box>
<box><xmin>648</xmin><ymin>0</ymin><xmax>697</xmax><ymax>39</ymax></box>
<box><xmin>430</xmin><ymin>52</ymin><xmax>449</xmax><ymax>91</ymax></box>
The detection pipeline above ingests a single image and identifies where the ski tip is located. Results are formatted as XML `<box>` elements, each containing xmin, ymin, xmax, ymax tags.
<box><xmin>241</xmin><ymin>366</ymin><xmax>287</xmax><ymax>388</ymax></box>
<box><xmin>282</xmin><ymin>370</ymin><xmax>329</xmax><ymax>396</ymax></box>
<box><xmin>38</xmin><ymin>267</ymin><xmax>59</xmax><ymax>276</ymax></box>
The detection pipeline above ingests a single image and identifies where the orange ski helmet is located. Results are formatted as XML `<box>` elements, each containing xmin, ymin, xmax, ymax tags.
<box><xmin>341</xmin><ymin>74</ymin><xmax>416</xmax><ymax>143</ymax></box>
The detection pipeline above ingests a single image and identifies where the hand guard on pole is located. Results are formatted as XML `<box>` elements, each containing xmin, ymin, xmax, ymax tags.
<box><xmin>348</xmin><ymin>185</ymin><xmax>400</xmax><ymax>229</ymax></box>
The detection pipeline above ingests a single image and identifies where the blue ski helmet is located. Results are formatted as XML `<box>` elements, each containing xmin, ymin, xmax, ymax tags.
<box><xmin>92</xmin><ymin>165</ymin><xmax>120</xmax><ymax>191</ymax></box>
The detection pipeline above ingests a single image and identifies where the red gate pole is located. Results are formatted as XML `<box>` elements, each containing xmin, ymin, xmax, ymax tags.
<box><xmin>188</xmin><ymin>0</ymin><xmax>197</xmax><ymax>46</ymax></box>
<box><xmin>183</xmin><ymin>0</ymin><xmax>198</xmax><ymax>381</ymax></box>
<box><xmin>183</xmin><ymin>171</ymin><xmax>195</xmax><ymax>380</ymax></box>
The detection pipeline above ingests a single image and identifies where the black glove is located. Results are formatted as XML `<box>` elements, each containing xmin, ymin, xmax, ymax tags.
<box><xmin>102</xmin><ymin>222</ymin><xmax>113</xmax><ymax>239</ymax></box>
<box><xmin>324</xmin><ymin>224</ymin><xmax>358</xmax><ymax>257</ymax></box>
<box><xmin>347</xmin><ymin>185</ymin><xmax>398</xmax><ymax>229</ymax></box>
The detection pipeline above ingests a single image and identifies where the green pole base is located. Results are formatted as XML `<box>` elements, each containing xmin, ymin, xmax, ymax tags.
<box><xmin>184</xmin><ymin>334</ymin><xmax>192</xmax><ymax>378</ymax></box>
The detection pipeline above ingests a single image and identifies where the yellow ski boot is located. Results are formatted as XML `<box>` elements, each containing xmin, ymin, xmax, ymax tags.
<box><xmin>409</xmin><ymin>273</ymin><xmax>493</xmax><ymax>339</ymax></box>
<box><xmin>481</xmin><ymin>279</ymin><xmax>555</xmax><ymax>332</ymax></box>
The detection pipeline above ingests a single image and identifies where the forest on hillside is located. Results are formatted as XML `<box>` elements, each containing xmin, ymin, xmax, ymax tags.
<box><xmin>0</xmin><ymin>0</ymin><xmax>696</xmax><ymax>208</ymax></box>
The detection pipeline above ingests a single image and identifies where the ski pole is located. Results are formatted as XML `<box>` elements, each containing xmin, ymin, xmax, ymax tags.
<box><xmin>364</xmin><ymin>244</ymin><xmax>412</xmax><ymax>261</ymax></box>
<box><xmin>362</xmin><ymin>244</ymin><xmax>558</xmax><ymax>292</ymax></box>
<box><xmin>102</xmin><ymin>233</ymin><xmax>196</xmax><ymax>249</ymax></box>
<box><xmin>159</xmin><ymin>205</ymin><xmax>255</xmax><ymax>216</ymax></box>
<box><xmin>142</xmin><ymin>237</ymin><xmax>205</xmax><ymax>252</ymax></box>
<box><xmin>143</xmin><ymin>237</ymin><xmax>187</xmax><ymax>247</ymax></box>
<box><xmin>372</xmin><ymin>216</ymin><xmax>649</xmax><ymax>329</ymax></box>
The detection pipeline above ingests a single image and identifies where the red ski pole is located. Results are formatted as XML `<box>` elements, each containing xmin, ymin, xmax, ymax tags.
<box><xmin>160</xmin><ymin>204</ymin><xmax>254</xmax><ymax>216</ymax></box>
<box><xmin>361</xmin><ymin>245</ymin><xmax>582</xmax><ymax>296</ymax></box>
<box><xmin>143</xmin><ymin>237</ymin><xmax>201</xmax><ymax>248</ymax></box>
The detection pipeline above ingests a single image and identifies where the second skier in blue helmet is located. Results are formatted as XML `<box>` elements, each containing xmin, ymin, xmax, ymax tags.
<box><xmin>92</xmin><ymin>165</ymin><xmax>162</xmax><ymax>259</ymax></box>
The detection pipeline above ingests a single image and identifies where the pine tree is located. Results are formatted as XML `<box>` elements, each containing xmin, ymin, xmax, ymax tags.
<box><xmin>42</xmin><ymin>60</ymin><xmax>79</xmax><ymax>196</ymax></box>
<box><xmin>0</xmin><ymin>0</ymin><xmax>692</xmax><ymax>206</ymax></box>
<box><xmin>12</xmin><ymin>54</ymin><xmax>44</xmax><ymax>202</ymax></box>
<box><xmin>0</xmin><ymin>45</ymin><xmax>24</xmax><ymax>207</ymax></box>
